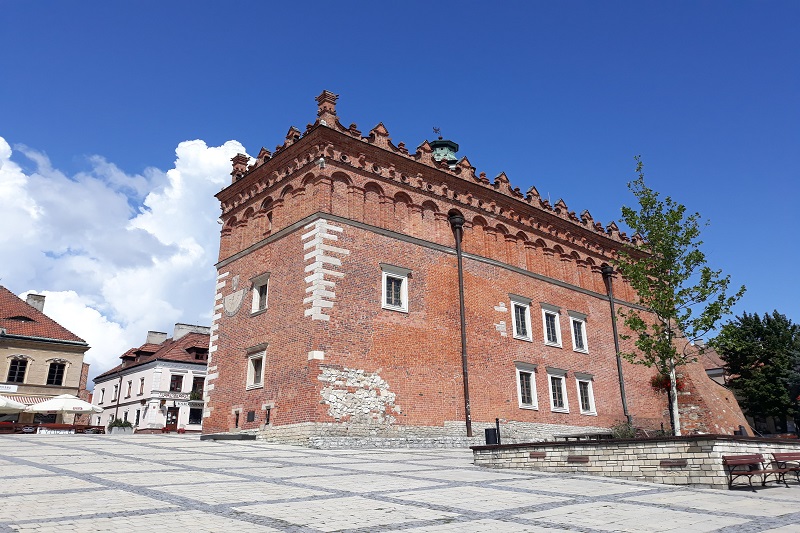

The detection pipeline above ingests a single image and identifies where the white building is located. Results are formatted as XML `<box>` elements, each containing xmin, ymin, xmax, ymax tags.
<box><xmin>92</xmin><ymin>324</ymin><xmax>209</xmax><ymax>433</ymax></box>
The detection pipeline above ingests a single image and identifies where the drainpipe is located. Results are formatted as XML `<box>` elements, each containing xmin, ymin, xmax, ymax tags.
<box><xmin>448</xmin><ymin>212</ymin><xmax>473</xmax><ymax>437</ymax></box>
<box><xmin>602</xmin><ymin>265</ymin><xmax>632</xmax><ymax>424</ymax></box>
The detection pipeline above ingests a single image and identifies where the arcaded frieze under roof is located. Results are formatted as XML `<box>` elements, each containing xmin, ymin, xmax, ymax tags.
<box><xmin>219</xmin><ymin>90</ymin><xmax>642</xmax><ymax>249</ymax></box>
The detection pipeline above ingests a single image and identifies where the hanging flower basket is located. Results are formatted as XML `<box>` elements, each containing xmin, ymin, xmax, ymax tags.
<box><xmin>650</xmin><ymin>374</ymin><xmax>686</xmax><ymax>394</ymax></box>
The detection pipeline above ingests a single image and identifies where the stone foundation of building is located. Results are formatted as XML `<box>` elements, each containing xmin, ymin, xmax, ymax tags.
<box><xmin>245</xmin><ymin>419</ymin><xmax>612</xmax><ymax>448</ymax></box>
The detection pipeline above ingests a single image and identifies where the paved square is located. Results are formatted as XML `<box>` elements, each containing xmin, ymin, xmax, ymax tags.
<box><xmin>1</xmin><ymin>434</ymin><xmax>800</xmax><ymax>532</ymax></box>
<box><xmin>236</xmin><ymin>496</ymin><xmax>459</xmax><ymax>531</ymax></box>
<box><xmin>518</xmin><ymin>502</ymin><xmax>749</xmax><ymax>532</ymax></box>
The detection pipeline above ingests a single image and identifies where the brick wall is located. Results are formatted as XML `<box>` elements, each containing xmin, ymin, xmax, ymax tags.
<box><xmin>203</xmin><ymin>93</ymin><xmax>747</xmax><ymax>444</ymax></box>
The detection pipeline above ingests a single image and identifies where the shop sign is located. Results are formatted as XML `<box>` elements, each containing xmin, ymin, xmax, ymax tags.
<box><xmin>37</xmin><ymin>427</ymin><xmax>75</xmax><ymax>435</ymax></box>
<box><xmin>0</xmin><ymin>384</ymin><xmax>18</xmax><ymax>393</ymax></box>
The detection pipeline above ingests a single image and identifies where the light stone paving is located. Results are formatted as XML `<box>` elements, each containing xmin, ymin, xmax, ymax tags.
<box><xmin>1</xmin><ymin>434</ymin><xmax>800</xmax><ymax>532</ymax></box>
<box><xmin>497</xmin><ymin>478</ymin><xmax>653</xmax><ymax>497</ymax></box>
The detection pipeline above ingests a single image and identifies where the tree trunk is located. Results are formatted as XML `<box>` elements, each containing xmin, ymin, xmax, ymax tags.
<box><xmin>669</xmin><ymin>358</ymin><xmax>682</xmax><ymax>436</ymax></box>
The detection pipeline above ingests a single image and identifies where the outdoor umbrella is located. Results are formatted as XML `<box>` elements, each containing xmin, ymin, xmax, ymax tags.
<box><xmin>0</xmin><ymin>395</ymin><xmax>27</xmax><ymax>414</ymax></box>
<box><xmin>25</xmin><ymin>394</ymin><xmax>103</xmax><ymax>414</ymax></box>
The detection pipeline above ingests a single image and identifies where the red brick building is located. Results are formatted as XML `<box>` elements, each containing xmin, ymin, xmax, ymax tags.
<box><xmin>203</xmin><ymin>91</ymin><xmax>747</xmax><ymax>444</ymax></box>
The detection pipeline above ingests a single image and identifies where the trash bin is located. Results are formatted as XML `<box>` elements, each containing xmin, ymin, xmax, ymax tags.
<box><xmin>485</xmin><ymin>427</ymin><xmax>499</xmax><ymax>445</ymax></box>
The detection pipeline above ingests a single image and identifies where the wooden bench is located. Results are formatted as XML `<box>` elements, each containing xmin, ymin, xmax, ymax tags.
<box><xmin>722</xmin><ymin>454</ymin><xmax>789</xmax><ymax>490</ymax></box>
<box><xmin>772</xmin><ymin>452</ymin><xmax>800</xmax><ymax>483</ymax></box>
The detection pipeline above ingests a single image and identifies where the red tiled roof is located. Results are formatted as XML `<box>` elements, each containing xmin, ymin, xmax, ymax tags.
<box><xmin>699</xmin><ymin>346</ymin><xmax>725</xmax><ymax>371</ymax></box>
<box><xmin>0</xmin><ymin>286</ymin><xmax>86</xmax><ymax>344</ymax></box>
<box><xmin>94</xmin><ymin>331</ymin><xmax>209</xmax><ymax>381</ymax></box>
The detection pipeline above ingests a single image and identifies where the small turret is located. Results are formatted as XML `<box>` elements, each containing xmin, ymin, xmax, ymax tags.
<box><xmin>430</xmin><ymin>136</ymin><xmax>459</xmax><ymax>166</ymax></box>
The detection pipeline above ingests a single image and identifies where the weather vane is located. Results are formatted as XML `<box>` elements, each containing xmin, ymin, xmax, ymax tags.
<box><xmin>433</xmin><ymin>126</ymin><xmax>441</xmax><ymax>138</ymax></box>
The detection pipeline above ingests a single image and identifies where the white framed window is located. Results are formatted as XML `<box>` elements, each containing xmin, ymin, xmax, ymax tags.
<box><xmin>541</xmin><ymin>304</ymin><xmax>562</xmax><ymax>347</ymax></box>
<box><xmin>125</xmin><ymin>380</ymin><xmax>132</xmax><ymax>398</ymax></box>
<box><xmin>99</xmin><ymin>388</ymin><xmax>105</xmax><ymax>404</ymax></box>
<box><xmin>568</xmin><ymin>311</ymin><xmax>588</xmax><ymax>353</ymax></box>
<box><xmin>515</xmin><ymin>362</ymin><xmax>538</xmax><ymax>409</ymax></box>
<box><xmin>138</xmin><ymin>377</ymin><xmax>145</xmax><ymax>395</ymax></box>
<box><xmin>575</xmin><ymin>373</ymin><xmax>596</xmax><ymax>415</ymax></box>
<box><xmin>380</xmin><ymin>263</ymin><xmax>411</xmax><ymax>313</ymax></box>
<box><xmin>246</xmin><ymin>351</ymin><xmax>265</xmax><ymax>389</ymax></box>
<box><xmin>510</xmin><ymin>294</ymin><xmax>532</xmax><ymax>341</ymax></box>
<box><xmin>546</xmin><ymin>367</ymin><xmax>569</xmax><ymax>413</ymax></box>
<box><xmin>251</xmin><ymin>272</ymin><xmax>270</xmax><ymax>314</ymax></box>
<box><xmin>112</xmin><ymin>384</ymin><xmax>119</xmax><ymax>401</ymax></box>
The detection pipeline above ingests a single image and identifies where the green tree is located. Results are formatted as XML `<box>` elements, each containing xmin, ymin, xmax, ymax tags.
<box><xmin>614</xmin><ymin>157</ymin><xmax>745</xmax><ymax>435</ymax></box>
<box><xmin>712</xmin><ymin>311</ymin><xmax>800</xmax><ymax>433</ymax></box>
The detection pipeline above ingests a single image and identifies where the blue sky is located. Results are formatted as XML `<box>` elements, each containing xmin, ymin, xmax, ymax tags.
<box><xmin>1</xmin><ymin>2</ymin><xmax>797</xmax><ymax>376</ymax></box>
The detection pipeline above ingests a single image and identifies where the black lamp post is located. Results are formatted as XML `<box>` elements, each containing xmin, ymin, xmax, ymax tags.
<box><xmin>448</xmin><ymin>211</ymin><xmax>473</xmax><ymax>437</ymax></box>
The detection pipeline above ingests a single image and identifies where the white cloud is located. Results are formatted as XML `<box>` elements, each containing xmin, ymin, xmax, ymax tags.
<box><xmin>0</xmin><ymin>136</ymin><xmax>248</xmax><ymax>385</ymax></box>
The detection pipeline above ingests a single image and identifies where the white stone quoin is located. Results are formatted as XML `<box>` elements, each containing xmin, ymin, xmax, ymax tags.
<box><xmin>301</xmin><ymin>219</ymin><xmax>349</xmax><ymax>321</ymax></box>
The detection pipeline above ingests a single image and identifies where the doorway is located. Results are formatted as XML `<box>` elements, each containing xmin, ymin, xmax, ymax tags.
<box><xmin>165</xmin><ymin>407</ymin><xmax>179</xmax><ymax>431</ymax></box>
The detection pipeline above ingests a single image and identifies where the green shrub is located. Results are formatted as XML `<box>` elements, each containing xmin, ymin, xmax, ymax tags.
<box><xmin>107</xmin><ymin>418</ymin><xmax>133</xmax><ymax>430</ymax></box>
<box><xmin>610</xmin><ymin>420</ymin><xmax>637</xmax><ymax>439</ymax></box>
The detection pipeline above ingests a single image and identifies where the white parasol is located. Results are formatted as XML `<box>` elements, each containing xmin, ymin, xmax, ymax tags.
<box><xmin>0</xmin><ymin>395</ymin><xmax>27</xmax><ymax>414</ymax></box>
<box><xmin>25</xmin><ymin>394</ymin><xmax>103</xmax><ymax>414</ymax></box>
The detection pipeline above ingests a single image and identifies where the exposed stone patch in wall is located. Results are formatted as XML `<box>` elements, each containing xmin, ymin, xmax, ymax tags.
<box><xmin>318</xmin><ymin>366</ymin><xmax>399</xmax><ymax>427</ymax></box>
<box><xmin>493</xmin><ymin>302</ymin><xmax>508</xmax><ymax>337</ymax></box>
<box><xmin>302</xmin><ymin>219</ymin><xmax>349</xmax><ymax>321</ymax></box>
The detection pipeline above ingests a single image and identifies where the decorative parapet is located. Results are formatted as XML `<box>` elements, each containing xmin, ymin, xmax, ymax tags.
<box><xmin>222</xmin><ymin>91</ymin><xmax>639</xmax><ymax>250</ymax></box>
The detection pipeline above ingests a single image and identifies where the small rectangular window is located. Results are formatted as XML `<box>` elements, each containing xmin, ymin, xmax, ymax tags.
<box><xmin>7</xmin><ymin>359</ymin><xmax>27</xmax><ymax>383</ymax></box>
<box><xmin>46</xmin><ymin>362</ymin><xmax>65</xmax><ymax>386</ymax></box>
<box><xmin>541</xmin><ymin>305</ymin><xmax>562</xmax><ymax>347</ymax></box>
<box><xmin>99</xmin><ymin>388</ymin><xmax>105</xmax><ymax>404</ymax></box>
<box><xmin>551</xmin><ymin>376</ymin><xmax>565</xmax><ymax>409</ymax></box>
<box><xmin>569</xmin><ymin>311</ymin><xmax>588</xmax><ymax>353</ymax></box>
<box><xmin>385</xmin><ymin>276</ymin><xmax>403</xmax><ymax>307</ymax></box>
<box><xmin>112</xmin><ymin>384</ymin><xmax>119</xmax><ymax>401</ymax></box>
<box><xmin>575</xmin><ymin>373</ymin><xmax>596</xmax><ymax>415</ymax></box>
<box><xmin>510</xmin><ymin>295</ymin><xmax>532</xmax><ymax>341</ymax></box>
<box><xmin>125</xmin><ymin>380</ymin><xmax>132</xmax><ymax>398</ymax></box>
<box><xmin>572</xmin><ymin>319</ymin><xmax>586</xmax><ymax>351</ymax></box>
<box><xmin>189</xmin><ymin>408</ymin><xmax>203</xmax><ymax>425</ymax></box>
<box><xmin>247</xmin><ymin>353</ymin><xmax>265</xmax><ymax>389</ymax></box>
<box><xmin>381</xmin><ymin>264</ymin><xmax>411</xmax><ymax>313</ymax></box>
<box><xmin>578</xmin><ymin>381</ymin><xmax>592</xmax><ymax>413</ymax></box>
<box><xmin>547</xmin><ymin>367</ymin><xmax>569</xmax><ymax>413</ymax></box>
<box><xmin>169</xmin><ymin>374</ymin><xmax>183</xmax><ymax>392</ymax></box>
<box><xmin>135</xmin><ymin>409</ymin><xmax>141</xmax><ymax>426</ymax></box>
<box><xmin>515</xmin><ymin>362</ymin><xmax>538</xmax><ymax>409</ymax></box>
<box><xmin>139</xmin><ymin>377</ymin><xmax>145</xmax><ymax>395</ymax></box>
<box><xmin>513</xmin><ymin>304</ymin><xmax>529</xmax><ymax>339</ymax></box>
<box><xmin>251</xmin><ymin>273</ymin><xmax>270</xmax><ymax>314</ymax></box>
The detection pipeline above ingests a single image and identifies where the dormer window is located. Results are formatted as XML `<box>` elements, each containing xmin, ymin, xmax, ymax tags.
<box><xmin>6</xmin><ymin>315</ymin><xmax>34</xmax><ymax>322</ymax></box>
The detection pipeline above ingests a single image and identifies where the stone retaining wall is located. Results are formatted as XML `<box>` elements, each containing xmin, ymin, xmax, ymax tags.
<box><xmin>471</xmin><ymin>436</ymin><xmax>800</xmax><ymax>488</ymax></box>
